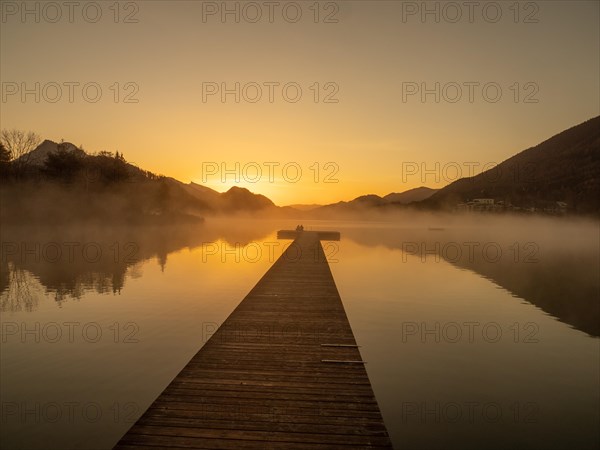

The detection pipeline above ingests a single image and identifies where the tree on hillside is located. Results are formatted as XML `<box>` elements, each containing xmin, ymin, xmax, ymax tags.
<box><xmin>0</xmin><ymin>129</ymin><xmax>41</xmax><ymax>169</ymax></box>
<box><xmin>0</xmin><ymin>142</ymin><xmax>9</xmax><ymax>163</ymax></box>
<box><xmin>43</xmin><ymin>147</ymin><xmax>85</xmax><ymax>182</ymax></box>
<box><xmin>0</xmin><ymin>142</ymin><xmax>10</xmax><ymax>176</ymax></box>
<box><xmin>85</xmin><ymin>149</ymin><xmax>131</xmax><ymax>184</ymax></box>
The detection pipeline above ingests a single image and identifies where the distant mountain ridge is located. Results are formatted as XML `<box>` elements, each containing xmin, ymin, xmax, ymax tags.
<box><xmin>17</xmin><ymin>139</ymin><xmax>82</xmax><ymax>165</ymax></box>
<box><xmin>424</xmin><ymin>116</ymin><xmax>600</xmax><ymax>214</ymax></box>
<box><xmin>12</xmin><ymin>140</ymin><xmax>438</xmax><ymax>216</ymax></box>
<box><xmin>25</xmin><ymin>141</ymin><xmax>277</xmax><ymax>213</ymax></box>
<box><xmin>182</xmin><ymin>182</ymin><xmax>275</xmax><ymax>212</ymax></box>
<box><xmin>384</xmin><ymin>187</ymin><xmax>440</xmax><ymax>204</ymax></box>
<box><xmin>1</xmin><ymin>140</ymin><xmax>281</xmax><ymax>223</ymax></box>
<box><xmin>4</xmin><ymin>115</ymin><xmax>599</xmax><ymax>220</ymax></box>
<box><xmin>311</xmin><ymin>116</ymin><xmax>600</xmax><ymax>216</ymax></box>
<box><xmin>312</xmin><ymin>186</ymin><xmax>438</xmax><ymax>213</ymax></box>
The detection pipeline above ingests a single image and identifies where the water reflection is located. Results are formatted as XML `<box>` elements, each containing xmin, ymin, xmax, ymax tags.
<box><xmin>325</xmin><ymin>218</ymin><xmax>599</xmax><ymax>450</ymax></box>
<box><xmin>338</xmin><ymin>218</ymin><xmax>600</xmax><ymax>336</ymax></box>
<box><xmin>0</xmin><ymin>216</ymin><xmax>598</xmax><ymax>449</ymax></box>
<box><xmin>0</xmin><ymin>219</ymin><xmax>286</xmax><ymax>450</ymax></box>
<box><xmin>0</xmin><ymin>220</ymin><xmax>278</xmax><ymax>312</ymax></box>
<box><xmin>2</xmin><ymin>217</ymin><xmax>598</xmax><ymax>336</ymax></box>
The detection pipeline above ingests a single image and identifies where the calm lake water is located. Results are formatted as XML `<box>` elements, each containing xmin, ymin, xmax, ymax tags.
<box><xmin>1</xmin><ymin>216</ymin><xmax>598</xmax><ymax>449</ymax></box>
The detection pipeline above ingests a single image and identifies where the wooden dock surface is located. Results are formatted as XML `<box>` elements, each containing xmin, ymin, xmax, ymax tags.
<box><xmin>116</xmin><ymin>231</ymin><xmax>392</xmax><ymax>449</ymax></box>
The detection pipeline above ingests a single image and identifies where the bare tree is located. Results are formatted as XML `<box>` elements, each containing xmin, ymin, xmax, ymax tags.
<box><xmin>0</xmin><ymin>142</ymin><xmax>10</xmax><ymax>164</ymax></box>
<box><xmin>0</xmin><ymin>129</ymin><xmax>41</xmax><ymax>170</ymax></box>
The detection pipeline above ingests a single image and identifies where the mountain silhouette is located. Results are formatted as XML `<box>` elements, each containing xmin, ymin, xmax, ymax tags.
<box><xmin>424</xmin><ymin>116</ymin><xmax>600</xmax><ymax>214</ymax></box>
<box><xmin>311</xmin><ymin>186</ymin><xmax>438</xmax><ymax>214</ymax></box>
<box><xmin>383</xmin><ymin>187</ymin><xmax>440</xmax><ymax>204</ymax></box>
<box><xmin>1</xmin><ymin>140</ymin><xmax>280</xmax><ymax>223</ymax></box>
<box><xmin>16</xmin><ymin>139</ymin><xmax>83</xmax><ymax>165</ymax></box>
<box><xmin>4</xmin><ymin>115</ymin><xmax>598</xmax><ymax>220</ymax></box>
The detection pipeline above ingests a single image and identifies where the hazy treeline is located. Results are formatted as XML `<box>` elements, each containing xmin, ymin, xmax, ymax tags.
<box><xmin>0</xmin><ymin>137</ymin><xmax>207</xmax><ymax>224</ymax></box>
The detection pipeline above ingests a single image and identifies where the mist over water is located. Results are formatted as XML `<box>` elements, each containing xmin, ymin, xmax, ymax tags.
<box><xmin>1</xmin><ymin>214</ymin><xmax>598</xmax><ymax>449</ymax></box>
<box><xmin>2</xmin><ymin>0</ymin><xmax>598</xmax><ymax>447</ymax></box>
<box><xmin>328</xmin><ymin>216</ymin><xmax>599</xmax><ymax>449</ymax></box>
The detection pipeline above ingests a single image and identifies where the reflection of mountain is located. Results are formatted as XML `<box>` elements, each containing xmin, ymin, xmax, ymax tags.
<box><xmin>342</xmin><ymin>225</ymin><xmax>599</xmax><ymax>337</ymax></box>
<box><xmin>448</xmin><ymin>250</ymin><xmax>599</xmax><ymax>337</ymax></box>
<box><xmin>0</xmin><ymin>221</ymin><xmax>276</xmax><ymax>312</ymax></box>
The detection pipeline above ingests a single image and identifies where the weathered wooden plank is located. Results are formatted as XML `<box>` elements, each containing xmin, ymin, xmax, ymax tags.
<box><xmin>143</xmin><ymin>407</ymin><xmax>387</xmax><ymax>425</ymax></box>
<box><xmin>149</xmin><ymin>401</ymin><xmax>386</xmax><ymax>420</ymax></box>
<box><xmin>115</xmin><ymin>232</ymin><xmax>391</xmax><ymax>449</ymax></box>
<box><xmin>123</xmin><ymin>425</ymin><xmax>393</xmax><ymax>446</ymax></box>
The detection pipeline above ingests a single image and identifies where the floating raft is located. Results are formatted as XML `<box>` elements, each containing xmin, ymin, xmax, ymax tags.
<box><xmin>277</xmin><ymin>230</ymin><xmax>341</xmax><ymax>241</ymax></box>
<box><xmin>116</xmin><ymin>231</ymin><xmax>391</xmax><ymax>449</ymax></box>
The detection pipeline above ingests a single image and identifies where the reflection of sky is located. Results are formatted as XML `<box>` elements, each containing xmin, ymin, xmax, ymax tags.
<box><xmin>334</xmin><ymin>236</ymin><xmax>599</xmax><ymax>450</ymax></box>
<box><xmin>1</xmin><ymin>218</ymin><xmax>598</xmax><ymax>449</ymax></box>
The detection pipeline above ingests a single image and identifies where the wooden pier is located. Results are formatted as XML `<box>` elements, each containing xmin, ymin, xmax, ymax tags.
<box><xmin>116</xmin><ymin>231</ymin><xmax>392</xmax><ymax>449</ymax></box>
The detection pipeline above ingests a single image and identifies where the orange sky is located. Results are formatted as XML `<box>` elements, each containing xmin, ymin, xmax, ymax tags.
<box><xmin>1</xmin><ymin>1</ymin><xmax>598</xmax><ymax>205</ymax></box>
